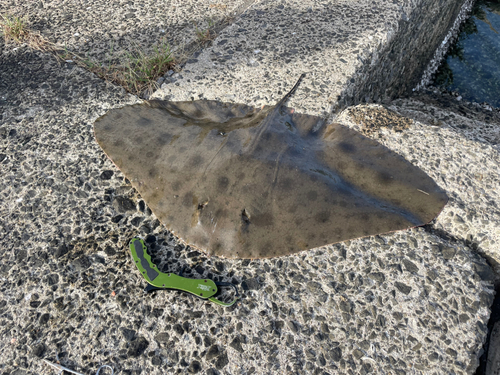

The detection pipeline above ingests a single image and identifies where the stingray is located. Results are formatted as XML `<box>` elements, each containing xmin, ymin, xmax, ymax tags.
<box><xmin>94</xmin><ymin>75</ymin><xmax>448</xmax><ymax>259</ymax></box>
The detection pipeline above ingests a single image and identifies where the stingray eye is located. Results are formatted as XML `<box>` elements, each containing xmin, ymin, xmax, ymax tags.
<box><xmin>241</xmin><ymin>209</ymin><xmax>251</xmax><ymax>224</ymax></box>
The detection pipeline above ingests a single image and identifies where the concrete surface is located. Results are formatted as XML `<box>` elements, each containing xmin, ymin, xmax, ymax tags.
<box><xmin>1</xmin><ymin>0</ymin><xmax>499</xmax><ymax>374</ymax></box>
<box><xmin>153</xmin><ymin>0</ymin><xmax>469</xmax><ymax>111</ymax></box>
<box><xmin>0</xmin><ymin>0</ymin><xmax>253</xmax><ymax>67</ymax></box>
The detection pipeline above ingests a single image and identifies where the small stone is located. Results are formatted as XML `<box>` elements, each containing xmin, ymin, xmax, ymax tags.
<box><xmin>230</xmin><ymin>337</ymin><xmax>244</xmax><ymax>353</ymax></box>
<box><xmin>331</xmin><ymin>347</ymin><xmax>342</xmax><ymax>361</ymax></box>
<box><xmin>339</xmin><ymin>299</ymin><xmax>352</xmax><ymax>313</ymax></box>
<box><xmin>155</xmin><ymin>332</ymin><xmax>169</xmax><ymax>342</ymax></box>
<box><xmin>368</xmin><ymin>272</ymin><xmax>385</xmax><ymax>283</ymax></box>
<box><xmin>73</xmin><ymin>256</ymin><xmax>91</xmax><ymax>271</ymax></box>
<box><xmin>395</xmin><ymin>282</ymin><xmax>412</xmax><ymax>295</ymax></box>
<box><xmin>459</xmin><ymin>314</ymin><xmax>469</xmax><ymax>323</ymax></box>
<box><xmin>352</xmin><ymin>349</ymin><xmax>363</xmax><ymax>359</ymax></box>
<box><xmin>54</xmin><ymin>244</ymin><xmax>69</xmax><ymax>258</ymax></box>
<box><xmin>173</xmin><ymin>323</ymin><xmax>184</xmax><ymax>336</ymax></box>
<box><xmin>100</xmin><ymin>170</ymin><xmax>114</xmax><ymax>180</ymax></box>
<box><xmin>287</xmin><ymin>320</ymin><xmax>298</xmax><ymax>333</ymax></box>
<box><xmin>113</xmin><ymin>196</ymin><xmax>136</xmax><ymax>213</ymax></box>
<box><xmin>472</xmin><ymin>261</ymin><xmax>495</xmax><ymax>281</ymax></box>
<box><xmin>120</xmin><ymin>328</ymin><xmax>136</xmax><ymax>342</ymax></box>
<box><xmin>131</xmin><ymin>217</ymin><xmax>143</xmax><ymax>227</ymax></box>
<box><xmin>39</xmin><ymin>313</ymin><xmax>50</xmax><ymax>325</ymax></box>
<box><xmin>241</xmin><ymin>278</ymin><xmax>260</xmax><ymax>290</ymax></box>
<box><xmin>111</xmin><ymin>215</ymin><xmax>124</xmax><ymax>223</ymax></box>
<box><xmin>16</xmin><ymin>249</ymin><xmax>27</xmax><ymax>261</ymax></box>
<box><xmin>145</xmin><ymin>235</ymin><xmax>156</xmax><ymax>243</ymax></box>
<box><xmin>307</xmin><ymin>281</ymin><xmax>324</xmax><ymax>294</ymax></box>
<box><xmin>44</xmin><ymin>273</ymin><xmax>59</xmax><ymax>286</ymax></box>
<box><xmin>188</xmin><ymin>360</ymin><xmax>202</xmax><ymax>373</ymax></box>
<box><xmin>215</xmin><ymin>352</ymin><xmax>228</xmax><ymax>369</ymax></box>
<box><xmin>375</xmin><ymin>315</ymin><xmax>386</xmax><ymax>327</ymax></box>
<box><xmin>32</xmin><ymin>343</ymin><xmax>46</xmax><ymax>358</ymax></box>
<box><xmin>402</xmin><ymin>259</ymin><xmax>419</xmax><ymax>273</ymax></box>
<box><xmin>441</xmin><ymin>246</ymin><xmax>457</xmax><ymax>260</ymax></box>
<box><xmin>206</xmin><ymin>345</ymin><xmax>219</xmax><ymax>361</ymax></box>
<box><xmin>127</xmin><ymin>337</ymin><xmax>149</xmax><ymax>357</ymax></box>
<box><xmin>446</xmin><ymin>348</ymin><xmax>457</xmax><ymax>358</ymax></box>
<box><xmin>104</xmin><ymin>246</ymin><xmax>116</xmax><ymax>256</ymax></box>
<box><xmin>428</xmin><ymin>352</ymin><xmax>439</xmax><ymax>362</ymax></box>
<box><xmin>151</xmin><ymin>356</ymin><xmax>162</xmax><ymax>366</ymax></box>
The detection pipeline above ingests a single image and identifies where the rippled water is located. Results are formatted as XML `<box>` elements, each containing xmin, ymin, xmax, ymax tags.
<box><xmin>433</xmin><ymin>0</ymin><xmax>500</xmax><ymax>107</ymax></box>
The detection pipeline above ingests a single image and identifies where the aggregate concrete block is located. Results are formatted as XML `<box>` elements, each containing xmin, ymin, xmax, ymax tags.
<box><xmin>153</xmin><ymin>0</ymin><xmax>468</xmax><ymax>111</ymax></box>
<box><xmin>0</xmin><ymin>0</ymin><xmax>251</xmax><ymax>65</ymax></box>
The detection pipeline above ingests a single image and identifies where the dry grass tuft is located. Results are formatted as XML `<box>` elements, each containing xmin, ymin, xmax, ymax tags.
<box><xmin>1</xmin><ymin>15</ymin><xmax>28</xmax><ymax>42</ymax></box>
<box><xmin>1</xmin><ymin>14</ymin><xmax>175</xmax><ymax>97</ymax></box>
<box><xmin>1</xmin><ymin>15</ymin><xmax>52</xmax><ymax>51</ymax></box>
<box><xmin>195</xmin><ymin>19</ymin><xmax>216</xmax><ymax>45</ymax></box>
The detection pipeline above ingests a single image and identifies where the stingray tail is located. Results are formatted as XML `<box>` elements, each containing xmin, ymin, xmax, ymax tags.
<box><xmin>276</xmin><ymin>73</ymin><xmax>307</xmax><ymax>109</ymax></box>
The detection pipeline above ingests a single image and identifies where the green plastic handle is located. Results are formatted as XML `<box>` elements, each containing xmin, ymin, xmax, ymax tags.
<box><xmin>129</xmin><ymin>237</ymin><xmax>218</xmax><ymax>299</ymax></box>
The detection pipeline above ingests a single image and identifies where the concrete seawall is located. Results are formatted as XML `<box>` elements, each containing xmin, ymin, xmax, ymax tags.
<box><xmin>340</xmin><ymin>0</ymin><xmax>470</xmax><ymax>106</ymax></box>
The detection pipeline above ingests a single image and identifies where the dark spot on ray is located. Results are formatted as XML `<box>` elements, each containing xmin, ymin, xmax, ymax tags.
<box><xmin>215</xmin><ymin>208</ymin><xmax>228</xmax><ymax>219</ymax></box>
<box><xmin>94</xmin><ymin>75</ymin><xmax>448</xmax><ymax>259</ymax></box>
<box><xmin>307</xmin><ymin>190</ymin><xmax>318</xmax><ymax>201</ymax></box>
<box><xmin>148</xmin><ymin>167</ymin><xmax>158</xmax><ymax>178</ymax></box>
<box><xmin>189</xmin><ymin>155</ymin><xmax>204</xmax><ymax>167</ymax></box>
<box><xmin>157</xmin><ymin>132</ymin><xmax>172</xmax><ymax>145</ymax></box>
<box><xmin>171</xmin><ymin>181</ymin><xmax>181</xmax><ymax>191</ymax></box>
<box><xmin>183</xmin><ymin>192</ymin><xmax>194</xmax><ymax>207</ymax></box>
<box><xmin>217</xmin><ymin>176</ymin><xmax>229</xmax><ymax>191</ymax></box>
<box><xmin>315</xmin><ymin>211</ymin><xmax>330</xmax><ymax>223</ymax></box>
<box><xmin>278</xmin><ymin>177</ymin><xmax>294</xmax><ymax>191</ymax></box>
<box><xmin>138</xmin><ymin>117</ymin><xmax>152</xmax><ymax>126</ymax></box>
<box><xmin>260</xmin><ymin>241</ymin><xmax>272</xmax><ymax>255</ymax></box>
<box><xmin>339</xmin><ymin>141</ymin><xmax>356</xmax><ymax>154</ymax></box>
<box><xmin>252</xmin><ymin>212</ymin><xmax>274</xmax><ymax>227</ymax></box>
<box><xmin>378</xmin><ymin>171</ymin><xmax>393</xmax><ymax>184</ymax></box>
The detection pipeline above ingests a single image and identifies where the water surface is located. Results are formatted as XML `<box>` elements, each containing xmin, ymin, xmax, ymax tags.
<box><xmin>433</xmin><ymin>0</ymin><xmax>500</xmax><ymax>107</ymax></box>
